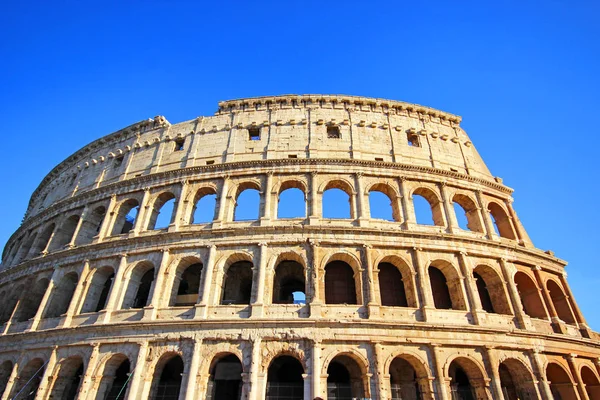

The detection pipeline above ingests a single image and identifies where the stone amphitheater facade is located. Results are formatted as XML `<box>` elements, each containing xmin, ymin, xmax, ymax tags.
<box><xmin>0</xmin><ymin>94</ymin><xmax>599</xmax><ymax>400</ymax></box>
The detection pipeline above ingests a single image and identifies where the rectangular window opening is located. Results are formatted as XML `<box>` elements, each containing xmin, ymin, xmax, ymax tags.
<box><xmin>248</xmin><ymin>127</ymin><xmax>261</xmax><ymax>140</ymax></box>
<box><xmin>375</xmin><ymin>157</ymin><xmax>384</xmax><ymax>161</ymax></box>
<box><xmin>327</xmin><ymin>125</ymin><xmax>340</xmax><ymax>138</ymax></box>
<box><xmin>407</xmin><ymin>132</ymin><xmax>421</xmax><ymax>147</ymax></box>
<box><xmin>114</xmin><ymin>156</ymin><xmax>124</xmax><ymax>169</ymax></box>
<box><xmin>174</xmin><ymin>138</ymin><xmax>185</xmax><ymax>151</ymax></box>
<box><xmin>288</xmin><ymin>154</ymin><xmax>298</xmax><ymax>159</ymax></box>
<box><xmin>206</xmin><ymin>160</ymin><xmax>215</xmax><ymax>165</ymax></box>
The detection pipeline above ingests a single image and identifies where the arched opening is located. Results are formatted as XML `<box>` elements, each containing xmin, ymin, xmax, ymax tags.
<box><xmin>207</xmin><ymin>354</ymin><xmax>243</xmax><ymax>400</ymax></box>
<box><xmin>15</xmin><ymin>278</ymin><xmax>49</xmax><ymax>322</ymax></box>
<box><xmin>327</xmin><ymin>354</ymin><xmax>366</xmax><ymax>400</ymax></box>
<box><xmin>14</xmin><ymin>232</ymin><xmax>37</xmax><ymax>264</ymax></box>
<box><xmin>75</xmin><ymin>205</ymin><xmax>106</xmax><ymax>245</ymax></box>
<box><xmin>10</xmin><ymin>358</ymin><xmax>45</xmax><ymax>399</ymax></box>
<box><xmin>148</xmin><ymin>192</ymin><xmax>176</xmax><ymax>230</ymax></box>
<box><xmin>0</xmin><ymin>286</ymin><xmax>22</xmax><ymax>324</ymax></box>
<box><xmin>234</xmin><ymin>188</ymin><xmax>260</xmax><ymax>221</ymax></box>
<box><xmin>171</xmin><ymin>262</ymin><xmax>203</xmax><ymax>307</ymax></box>
<box><xmin>547</xmin><ymin>280</ymin><xmax>576</xmax><ymax>325</ymax></box>
<box><xmin>101</xmin><ymin>357</ymin><xmax>131</xmax><ymax>400</ymax></box>
<box><xmin>266</xmin><ymin>355</ymin><xmax>304</xmax><ymax>400</ymax></box>
<box><xmin>369</xmin><ymin>190</ymin><xmax>394</xmax><ymax>221</ymax></box>
<box><xmin>498</xmin><ymin>359</ymin><xmax>538</xmax><ymax>400</ymax></box>
<box><xmin>514</xmin><ymin>272</ymin><xmax>547</xmax><ymax>319</ymax></box>
<box><xmin>428</xmin><ymin>267</ymin><xmax>453</xmax><ymax>310</ymax></box>
<box><xmin>488</xmin><ymin>202</ymin><xmax>516</xmax><ymax>240</ymax></box>
<box><xmin>452</xmin><ymin>195</ymin><xmax>483</xmax><ymax>232</ymax></box>
<box><xmin>191</xmin><ymin>189</ymin><xmax>217</xmax><ymax>224</ymax></box>
<box><xmin>278</xmin><ymin>187</ymin><xmax>306</xmax><ymax>219</ymax></box>
<box><xmin>323</xmin><ymin>181</ymin><xmax>353</xmax><ymax>219</ymax></box>
<box><xmin>48</xmin><ymin>356</ymin><xmax>84</xmax><ymax>400</ymax></box>
<box><xmin>112</xmin><ymin>199</ymin><xmax>140</xmax><ymax>235</ymax></box>
<box><xmin>547</xmin><ymin>363</ymin><xmax>578</xmax><ymax>400</ymax></box>
<box><xmin>44</xmin><ymin>272</ymin><xmax>78</xmax><ymax>319</ymax></box>
<box><xmin>0</xmin><ymin>360</ymin><xmax>14</xmax><ymax>396</ymax></box>
<box><xmin>151</xmin><ymin>354</ymin><xmax>184</xmax><ymax>400</ymax></box>
<box><xmin>121</xmin><ymin>263</ymin><xmax>155</xmax><ymax>310</ymax></box>
<box><xmin>378</xmin><ymin>263</ymin><xmax>408</xmax><ymax>307</ymax></box>
<box><xmin>32</xmin><ymin>223</ymin><xmax>55</xmax><ymax>255</ymax></box>
<box><xmin>272</xmin><ymin>260</ymin><xmax>305</xmax><ymax>304</ymax></box>
<box><xmin>473</xmin><ymin>266</ymin><xmax>512</xmax><ymax>315</ymax></box>
<box><xmin>581</xmin><ymin>366</ymin><xmax>600</xmax><ymax>400</ymax></box>
<box><xmin>325</xmin><ymin>261</ymin><xmax>358</xmax><ymax>305</ymax></box>
<box><xmin>49</xmin><ymin>215</ymin><xmax>80</xmax><ymax>251</ymax></box>
<box><xmin>221</xmin><ymin>261</ymin><xmax>253</xmax><ymax>305</ymax></box>
<box><xmin>413</xmin><ymin>188</ymin><xmax>444</xmax><ymax>226</ymax></box>
<box><xmin>80</xmin><ymin>267</ymin><xmax>115</xmax><ymax>313</ymax></box>
<box><xmin>389</xmin><ymin>357</ymin><xmax>421</xmax><ymax>400</ymax></box>
<box><xmin>449</xmin><ymin>362</ymin><xmax>475</xmax><ymax>400</ymax></box>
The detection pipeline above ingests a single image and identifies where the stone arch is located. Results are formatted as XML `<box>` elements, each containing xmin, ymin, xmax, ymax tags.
<box><xmin>388</xmin><ymin>353</ymin><xmax>432</xmax><ymax>400</ymax></box>
<box><xmin>429</xmin><ymin>260</ymin><xmax>466</xmax><ymax>310</ymax></box>
<box><xmin>321</xmin><ymin>178</ymin><xmax>356</xmax><ymax>219</ymax></box>
<box><xmin>48</xmin><ymin>214</ymin><xmax>80</xmax><ymax>251</ymax></box>
<box><xmin>14</xmin><ymin>231</ymin><xmax>37</xmax><ymax>263</ymax></box>
<box><xmin>322</xmin><ymin>251</ymin><xmax>363</xmax><ymax>305</ymax></box>
<box><xmin>190</xmin><ymin>185</ymin><xmax>218</xmax><ymax>224</ymax></box>
<box><xmin>487</xmin><ymin>201</ymin><xmax>516</xmax><ymax>240</ymax></box>
<box><xmin>412</xmin><ymin>187</ymin><xmax>445</xmax><ymax>226</ymax></box>
<box><xmin>473</xmin><ymin>264</ymin><xmax>512</xmax><ymax>315</ymax></box>
<box><xmin>121</xmin><ymin>261</ymin><xmax>155</xmax><ymax>309</ymax></box>
<box><xmin>80</xmin><ymin>266</ymin><xmax>115</xmax><ymax>313</ymax></box>
<box><xmin>547</xmin><ymin>362</ymin><xmax>578</xmax><ymax>400</ymax></box>
<box><xmin>31</xmin><ymin>223</ymin><xmax>55</xmax><ymax>255</ymax></box>
<box><xmin>580</xmin><ymin>365</ymin><xmax>600</xmax><ymax>400</ymax></box>
<box><xmin>169</xmin><ymin>256</ymin><xmax>203</xmax><ymax>307</ymax></box>
<box><xmin>446</xmin><ymin>356</ymin><xmax>490</xmax><ymax>400</ymax></box>
<box><xmin>514</xmin><ymin>271</ymin><xmax>547</xmax><ymax>319</ymax></box>
<box><xmin>95</xmin><ymin>353</ymin><xmax>131</xmax><ymax>400</ymax></box>
<box><xmin>220</xmin><ymin>253</ymin><xmax>254</xmax><ymax>305</ymax></box>
<box><xmin>276</xmin><ymin>179</ymin><xmax>307</xmax><ymax>219</ymax></box>
<box><xmin>266</xmin><ymin>354</ymin><xmax>305</xmax><ymax>399</ymax></box>
<box><xmin>375</xmin><ymin>254</ymin><xmax>418</xmax><ymax>308</ymax></box>
<box><xmin>546</xmin><ymin>279</ymin><xmax>576</xmax><ymax>325</ymax></box>
<box><xmin>47</xmin><ymin>355</ymin><xmax>85</xmax><ymax>400</ymax></box>
<box><xmin>75</xmin><ymin>204</ymin><xmax>107</xmax><ymax>245</ymax></box>
<box><xmin>324</xmin><ymin>351</ymin><xmax>370</xmax><ymax>399</ymax></box>
<box><xmin>231</xmin><ymin>180</ymin><xmax>262</xmax><ymax>221</ymax></box>
<box><xmin>14</xmin><ymin>277</ymin><xmax>50</xmax><ymax>322</ymax></box>
<box><xmin>9</xmin><ymin>357</ymin><xmax>46</xmax><ymax>399</ymax></box>
<box><xmin>0</xmin><ymin>360</ymin><xmax>14</xmax><ymax>396</ymax></box>
<box><xmin>452</xmin><ymin>193</ymin><xmax>484</xmax><ymax>232</ymax></box>
<box><xmin>272</xmin><ymin>253</ymin><xmax>306</xmax><ymax>304</ymax></box>
<box><xmin>44</xmin><ymin>271</ymin><xmax>79</xmax><ymax>318</ymax></box>
<box><xmin>368</xmin><ymin>182</ymin><xmax>401</xmax><ymax>221</ymax></box>
<box><xmin>111</xmin><ymin>198</ymin><xmax>140</xmax><ymax>235</ymax></box>
<box><xmin>0</xmin><ymin>284</ymin><xmax>23</xmax><ymax>324</ymax></box>
<box><xmin>261</xmin><ymin>344</ymin><xmax>307</xmax><ymax>375</ymax></box>
<box><xmin>147</xmin><ymin>191</ymin><xmax>177</xmax><ymax>230</ymax></box>
<box><xmin>498</xmin><ymin>357</ymin><xmax>538</xmax><ymax>400</ymax></box>
<box><xmin>207</xmin><ymin>352</ymin><xmax>244</xmax><ymax>400</ymax></box>
<box><xmin>378</xmin><ymin>261</ymin><xmax>409</xmax><ymax>307</ymax></box>
<box><xmin>148</xmin><ymin>352</ymin><xmax>185</xmax><ymax>400</ymax></box>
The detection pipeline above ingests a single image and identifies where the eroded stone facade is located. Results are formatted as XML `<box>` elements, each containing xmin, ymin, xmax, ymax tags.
<box><xmin>0</xmin><ymin>95</ymin><xmax>599</xmax><ymax>400</ymax></box>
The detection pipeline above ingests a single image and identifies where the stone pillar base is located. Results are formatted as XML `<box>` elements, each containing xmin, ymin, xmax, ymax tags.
<box><xmin>310</xmin><ymin>303</ymin><xmax>322</xmax><ymax>319</ymax></box>
<box><xmin>251</xmin><ymin>304</ymin><xmax>264</xmax><ymax>318</ymax></box>
<box><xmin>194</xmin><ymin>304</ymin><xmax>209</xmax><ymax>319</ymax></box>
<box><xmin>368</xmin><ymin>303</ymin><xmax>380</xmax><ymax>319</ymax></box>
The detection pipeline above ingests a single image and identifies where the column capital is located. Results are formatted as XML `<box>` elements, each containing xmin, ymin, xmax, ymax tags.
<box><xmin>206</xmin><ymin>243</ymin><xmax>216</xmax><ymax>249</ymax></box>
<box><xmin>161</xmin><ymin>247</ymin><xmax>170</xmax><ymax>253</ymax></box>
<box><xmin>533</xmin><ymin>265</ymin><xmax>543</xmax><ymax>271</ymax></box>
<box><xmin>413</xmin><ymin>246</ymin><xmax>423</xmax><ymax>252</ymax></box>
<box><xmin>258</xmin><ymin>242</ymin><xmax>268</xmax><ymax>247</ymax></box>
<box><xmin>363</xmin><ymin>243</ymin><xmax>372</xmax><ymax>249</ymax></box>
<box><xmin>308</xmin><ymin>239</ymin><xmax>320</xmax><ymax>247</ymax></box>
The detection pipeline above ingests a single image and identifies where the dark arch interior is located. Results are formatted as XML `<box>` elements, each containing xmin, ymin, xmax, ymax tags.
<box><xmin>95</xmin><ymin>272</ymin><xmax>114</xmax><ymax>312</ymax></box>
<box><xmin>221</xmin><ymin>261</ymin><xmax>253</xmax><ymax>305</ymax></box>
<box><xmin>378</xmin><ymin>263</ymin><xmax>408</xmax><ymax>307</ymax></box>
<box><xmin>389</xmin><ymin>357</ymin><xmax>420</xmax><ymax>400</ymax></box>
<box><xmin>429</xmin><ymin>267</ymin><xmax>452</xmax><ymax>310</ymax></box>
<box><xmin>326</xmin><ymin>355</ymin><xmax>364</xmax><ymax>400</ymax></box>
<box><xmin>12</xmin><ymin>359</ymin><xmax>45</xmax><ymax>399</ymax></box>
<box><xmin>174</xmin><ymin>263</ymin><xmax>203</xmax><ymax>306</ymax></box>
<box><xmin>266</xmin><ymin>356</ymin><xmax>304</xmax><ymax>400</ymax></box>
<box><xmin>474</xmin><ymin>272</ymin><xmax>494</xmax><ymax>313</ymax></box>
<box><xmin>0</xmin><ymin>360</ymin><xmax>13</xmax><ymax>397</ymax></box>
<box><xmin>133</xmin><ymin>269</ymin><xmax>155</xmax><ymax>309</ymax></box>
<box><xmin>105</xmin><ymin>359</ymin><xmax>131</xmax><ymax>400</ymax></box>
<box><xmin>155</xmin><ymin>356</ymin><xmax>184</xmax><ymax>400</ymax></box>
<box><xmin>514</xmin><ymin>272</ymin><xmax>547</xmax><ymax>319</ymax></box>
<box><xmin>63</xmin><ymin>363</ymin><xmax>84</xmax><ymax>400</ymax></box>
<box><xmin>209</xmin><ymin>354</ymin><xmax>243</xmax><ymax>400</ymax></box>
<box><xmin>273</xmin><ymin>261</ymin><xmax>305</xmax><ymax>304</ymax></box>
<box><xmin>449</xmin><ymin>363</ymin><xmax>474</xmax><ymax>400</ymax></box>
<box><xmin>325</xmin><ymin>261</ymin><xmax>357</xmax><ymax>305</ymax></box>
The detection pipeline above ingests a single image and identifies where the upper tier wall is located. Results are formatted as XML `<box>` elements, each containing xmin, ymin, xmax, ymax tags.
<box><xmin>24</xmin><ymin>95</ymin><xmax>492</xmax><ymax>222</ymax></box>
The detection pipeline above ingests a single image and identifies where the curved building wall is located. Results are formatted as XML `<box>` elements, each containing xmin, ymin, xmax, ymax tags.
<box><xmin>0</xmin><ymin>95</ymin><xmax>598</xmax><ymax>400</ymax></box>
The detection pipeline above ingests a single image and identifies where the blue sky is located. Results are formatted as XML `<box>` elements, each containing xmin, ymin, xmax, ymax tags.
<box><xmin>1</xmin><ymin>1</ymin><xmax>599</xmax><ymax>328</ymax></box>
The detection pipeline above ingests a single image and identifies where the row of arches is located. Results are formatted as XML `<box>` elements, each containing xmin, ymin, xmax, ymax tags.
<box><xmin>3</xmin><ymin>177</ymin><xmax>521</xmax><ymax>268</ymax></box>
<box><xmin>0</xmin><ymin>249</ymin><xmax>579</xmax><ymax>334</ymax></box>
<box><xmin>1</xmin><ymin>347</ymin><xmax>598</xmax><ymax>400</ymax></box>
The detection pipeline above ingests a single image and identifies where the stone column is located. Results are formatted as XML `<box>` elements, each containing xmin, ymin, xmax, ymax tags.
<box><xmin>60</xmin><ymin>260</ymin><xmax>91</xmax><ymax>328</ymax></box>
<box><xmin>171</xmin><ymin>180</ymin><xmax>190</xmax><ymax>231</ymax></box>
<box><xmin>35</xmin><ymin>346</ymin><xmax>58</xmax><ymax>400</ymax></box>
<box><xmin>29</xmin><ymin>268</ymin><xmax>60</xmax><ymax>331</ymax></box>
<box><xmin>247</xmin><ymin>338</ymin><xmax>262</xmax><ymax>400</ymax></box>
<box><xmin>251</xmin><ymin>242</ymin><xmax>268</xmax><ymax>317</ymax></box>
<box><xmin>373</xmin><ymin>342</ymin><xmax>387</xmax><ymax>400</ymax></box>
<box><xmin>260</xmin><ymin>172</ymin><xmax>273</xmax><ymax>226</ymax></box>
<box><xmin>355</xmin><ymin>172</ymin><xmax>369</xmax><ymax>226</ymax></box>
<box><xmin>398</xmin><ymin>177</ymin><xmax>415</xmax><ymax>230</ymax></box>
<box><xmin>431</xmin><ymin>345</ymin><xmax>450</xmax><ymax>400</ymax></box>
<box><xmin>567</xmin><ymin>354</ymin><xmax>589</xmax><ymax>400</ymax></box>
<box><xmin>474</xmin><ymin>190</ymin><xmax>497</xmax><ymax>240</ymax></box>
<box><xmin>68</xmin><ymin>205</ymin><xmax>89</xmax><ymax>247</ymax></box>
<box><xmin>440</xmin><ymin>182</ymin><xmax>458</xmax><ymax>233</ymax></box>
<box><xmin>76</xmin><ymin>343</ymin><xmax>100</xmax><ymax>400</ymax></box>
<box><xmin>484</xmin><ymin>346</ymin><xmax>505</xmax><ymax>400</ymax></box>
<box><xmin>132</xmin><ymin>188</ymin><xmax>151</xmax><ymax>236</ymax></box>
<box><xmin>529</xmin><ymin>349</ymin><xmax>554</xmax><ymax>400</ymax></box>
<box><xmin>311</xmin><ymin>339</ymin><xmax>322</xmax><ymax>399</ymax></box>
<box><xmin>96</xmin><ymin>195</ymin><xmax>117</xmax><ymax>242</ymax></box>
<box><xmin>196</xmin><ymin>244</ymin><xmax>217</xmax><ymax>319</ymax></box>
<box><xmin>504</xmin><ymin>199</ymin><xmax>533</xmax><ymax>247</ymax></box>
<box><xmin>411</xmin><ymin>247</ymin><xmax>434</xmax><ymax>321</ymax></box>
<box><xmin>362</xmin><ymin>244</ymin><xmax>379</xmax><ymax>318</ymax></box>
<box><xmin>99</xmin><ymin>254</ymin><xmax>128</xmax><ymax>323</ymax></box>
<box><xmin>560</xmin><ymin>273</ymin><xmax>592</xmax><ymax>337</ymax></box>
<box><xmin>457</xmin><ymin>251</ymin><xmax>482</xmax><ymax>325</ymax></box>
<box><xmin>214</xmin><ymin>176</ymin><xmax>230</xmax><ymax>227</ymax></box>
<box><xmin>308</xmin><ymin>172</ymin><xmax>320</xmax><ymax>225</ymax></box>
<box><xmin>146</xmin><ymin>248</ymin><xmax>170</xmax><ymax>319</ymax></box>
<box><xmin>498</xmin><ymin>258</ymin><xmax>528</xmax><ymax>329</ymax></box>
<box><xmin>126</xmin><ymin>341</ymin><xmax>149</xmax><ymax>400</ymax></box>
<box><xmin>308</xmin><ymin>240</ymin><xmax>322</xmax><ymax>318</ymax></box>
<box><xmin>302</xmin><ymin>373</ymin><xmax>311</xmax><ymax>400</ymax></box>
<box><xmin>182</xmin><ymin>338</ymin><xmax>202</xmax><ymax>399</ymax></box>
<box><xmin>532</xmin><ymin>266</ymin><xmax>562</xmax><ymax>331</ymax></box>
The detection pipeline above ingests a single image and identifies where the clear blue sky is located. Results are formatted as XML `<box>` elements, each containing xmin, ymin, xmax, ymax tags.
<box><xmin>1</xmin><ymin>1</ymin><xmax>599</xmax><ymax>328</ymax></box>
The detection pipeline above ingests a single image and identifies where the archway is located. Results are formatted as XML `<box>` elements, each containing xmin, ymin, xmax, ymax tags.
<box><xmin>15</xmin><ymin>278</ymin><xmax>49</xmax><ymax>322</ymax></box>
<box><xmin>547</xmin><ymin>363</ymin><xmax>577</xmax><ymax>400</ymax></box>
<box><xmin>80</xmin><ymin>266</ymin><xmax>114</xmax><ymax>313</ymax></box>
<box><xmin>498</xmin><ymin>359</ymin><xmax>538</xmax><ymax>400</ymax></box>
<box><xmin>44</xmin><ymin>272</ymin><xmax>78</xmax><ymax>318</ymax></box>
<box><xmin>379</xmin><ymin>263</ymin><xmax>408</xmax><ymax>307</ymax></box>
<box><xmin>272</xmin><ymin>260</ymin><xmax>305</xmax><ymax>304</ymax></box>
<box><xmin>448</xmin><ymin>358</ymin><xmax>488</xmax><ymax>400</ymax></box>
<box><xmin>121</xmin><ymin>262</ymin><xmax>155</xmax><ymax>310</ymax></box>
<box><xmin>97</xmin><ymin>355</ymin><xmax>131</xmax><ymax>400</ymax></box>
<box><xmin>389</xmin><ymin>357</ymin><xmax>421</xmax><ymax>400</ymax></box>
<box><xmin>207</xmin><ymin>354</ymin><xmax>243</xmax><ymax>400</ymax></box>
<box><xmin>48</xmin><ymin>356</ymin><xmax>84</xmax><ymax>400</ymax></box>
<box><xmin>151</xmin><ymin>354</ymin><xmax>184</xmax><ymax>400</ymax></box>
<box><xmin>111</xmin><ymin>199</ymin><xmax>139</xmax><ymax>235</ymax></box>
<box><xmin>473</xmin><ymin>266</ymin><xmax>512</xmax><ymax>315</ymax></box>
<box><xmin>221</xmin><ymin>261</ymin><xmax>253</xmax><ymax>305</ymax></box>
<box><xmin>171</xmin><ymin>262</ymin><xmax>203</xmax><ymax>307</ymax></box>
<box><xmin>488</xmin><ymin>202</ymin><xmax>516</xmax><ymax>240</ymax></box>
<box><xmin>10</xmin><ymin>358</ymin><xmax>45</xmax><ymax>399</ymax></box>
<box><xmin>514</xmin><ymin>272</ymin><xmax>547</xmax><ymax>319</ymax></box>
<box><xmin>266</xmin><ymin>355</ymin><xmax>304</xmax><ymax>400</ymax></box>
<box><xmin>0</xmin><ymin>360</ymin><xmax>13</xmax><ymax>397</ymax></box>
<box><xmin>148</xmin><ymin>192</ymin><xmax>176</xmax><ymax>230</ymax></box>
<box><xmin>429</xmin><ymin>267</ymin><xmax>452</xmax><ymax>309</ymax></box>
<box><xmin>324</xmin><ymin>261</ymin><xmax>358</xmax><ymax>305</ymax></box>
<box><xmin>581</xmin><ymin>365</ymin><xmax>600</xmax><ymax>400</ymax></box>
<box><xmin>326</xmin><ymin>354</ymin><xmax>366</xmax><ymax>400</ymax></box>
<box><xmin>547</xmin><ymin>280</ymin><xmax>576</xmax><ymax>325</ymax></box>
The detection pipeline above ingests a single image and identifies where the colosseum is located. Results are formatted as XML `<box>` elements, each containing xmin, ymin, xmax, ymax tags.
<box><xmin>0</xmin><ymin>94</ymin><xmax>598</xmax><ymax>400</ymax></box>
